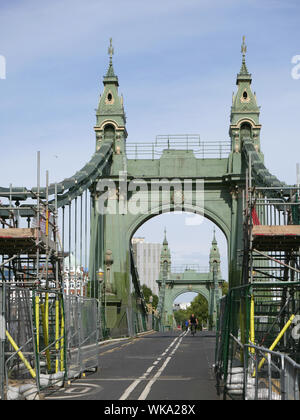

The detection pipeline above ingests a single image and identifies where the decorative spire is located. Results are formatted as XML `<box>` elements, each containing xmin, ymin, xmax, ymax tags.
<box><xmin>210</xmin><ymin>228</ymin><xmax>220</xmax><ymax>272</ymax></box>
<box><xmin>108</xmin><ymin>38</ymin><xmax>114</xmax><ymax>66</ymax></box>
<box><xmin>212</xmin><ymin>227</ymin><xmax>217</xmax><ymax>245</ymax></box>
<box><xmin>103</xmin><ymin>37</ymin><xmax>118</xmax><ymax>84</ymax></box>
<box><xmin>163</xmin><ymin>227</ymin><xmax>168</xmax><ymax>246</ymax></box>
<box><xmin>241</xmin><ymin>35</ymin><xmax>247</xmax><ymax>57</ymax></box>
<box><xmin>239</xmin><ymin>36</ymin><xmax>249</xmax><ymax>75</ymax></box>
<box><xmin>237</xmin><ymin>35</ymin><xmax>251</xmax><ymax>84</ymax></box>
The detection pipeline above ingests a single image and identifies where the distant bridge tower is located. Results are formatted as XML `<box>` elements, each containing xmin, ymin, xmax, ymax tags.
<box><xmin>157</xmin><ymin>230</ymin><xmax>224</xmax><ymax>331</ymax></box>
<box><xmin>209</xmin><ymin>229</ymin><xmax>222</xmax><ymax>328</ymax></box>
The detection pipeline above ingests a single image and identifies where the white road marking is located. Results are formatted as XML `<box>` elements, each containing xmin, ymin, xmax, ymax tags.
<box><xmin>119</xmin><ymin>377</ymin><xmax>143</xmax><ymax>400</ymax></box>
<box><xmin>46</xmin><ymin>382</ymin><xmax>101</xmax><ymax>399</ymax></box>
<box><xmin>119</xmin><ymin>332</ymin><xmax>186</xmax><ymax>400</ymax></box>
<box><xmin>138</xmin><ymin>356</ymin><xmax>172</xmax><ymax>400</ymax></box>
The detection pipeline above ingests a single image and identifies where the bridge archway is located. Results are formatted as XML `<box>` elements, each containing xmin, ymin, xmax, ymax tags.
<box><xmin>168</xmin><ymin>288</ymin><xmax>209</xmax><ymax>321</ymax></box>
<box><xmin>173</xmin><ymin>291</ymin><xmax>208</xmax><ymax>328</ymax></box>
<box><xmin>127</xmin><ymin>204</ymin><xmax>230</xmax><ymax>246</ymax></box>
<box><xmin>130</xmin><ymin>211</ymin><xmax>226</xmax><ymax>330</ymax></box>
<box><xmin>86</xmin><ymin>38</ymin><xmax>283</xmax><ymax>331</ymax></box>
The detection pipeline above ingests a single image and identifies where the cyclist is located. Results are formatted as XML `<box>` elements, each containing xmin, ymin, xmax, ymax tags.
<box><xmin>189</xmin><ymin>313</ymin><xmax>198</xmax><ymax>335</ymax></box>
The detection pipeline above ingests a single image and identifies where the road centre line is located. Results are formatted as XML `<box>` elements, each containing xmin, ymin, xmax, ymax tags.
<box><xmin>170</xmin><ymin>336</ymin><xmax>184</xmax><ymax>355</ymax></box>
<box><xmin>119</xmin><ymin>332</ymin><xmax>186</xmax><ymax>400</ymax></box>
<box><xmin>138</xmin><ymin>357</ymin><xmax>172</xmax><ymax>400</ymax></box>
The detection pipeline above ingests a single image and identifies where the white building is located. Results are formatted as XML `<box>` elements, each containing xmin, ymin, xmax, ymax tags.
<box><xmin>173</xmin><ymin>302</ymin><xmax>191</xmax><ymax>311</ymax></box>
<box><xmin>132</xmin><ymin>237</ymin><xmax>161</xmax><ymax>296</ymax></box>
<box><xmin>63</xmin><ymin>253</ymin><xmax>88</xmax><ymax>296</ymax></box>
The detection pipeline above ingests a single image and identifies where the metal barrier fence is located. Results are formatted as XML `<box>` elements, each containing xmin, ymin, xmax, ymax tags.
<box><xmin>215</xmin><ymin>282</ymin><xmax>300</xmax><ymax>399</ymax></box>
<box><xmin>215</xmin><ymin>285</ymin><xmax>251</xmax><ymax>387</ymax></box>
<box><xmin>225</xmin><ymin>336</ymin><xmax>300</xmax><ymax>400</ymax></box>
<box><xmin>1</xmin><ymin>285</ymin><xmax>70</xmax><ymax>400</ymax></box>
<box><xmin>64</xmin><ymin>295</ymin><xmax>99</xmax><ymax>378</ymax></box>
<box><xmin>1</xmin><ymin>285</ymin><xmax>38</xmax><ymax>400</ymax></box>
<box><xmin>0</xmin><ymin>286</ymin><xmax>100</xmax><ymax>399</ymax></box>
<box><xmin>100</xmin><ymin>305</ymin><xmax>150</xmax><ymax>340</ymax></box>
<box><xmin>243</xmin><ymin>343</ymin><xmax>300</xmax><ymax>400</ymax></box>
<box><xmin>1</xmin><ymin>284</ymin><xmax>156</xmax><ymax>399</ymax></box>
<box><xmin>215</xmin><ymin>295</ymin><xmax>228</xmax><ymax>386</ymax></box>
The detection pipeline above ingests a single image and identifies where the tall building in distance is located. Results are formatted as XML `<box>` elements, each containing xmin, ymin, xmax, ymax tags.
<box><xmin>132</xmin><ymin>237</ymin><xmax>161</xmax><ymax>296</ymax></box>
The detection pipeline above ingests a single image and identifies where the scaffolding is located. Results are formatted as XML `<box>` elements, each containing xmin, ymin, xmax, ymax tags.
<box><xmin>215</xmin><ymin>166</ymin><xmax>300</xmax><ymax>399</ymax></box>
<box><xmin>0</xmin><ymin>157</ymin><xmax>67</xmax><ymax>399</ymax></box>
<box><xmin>243</xmin><ymin>168</ymin><xmax>300</xmax><ymax>350</ymax></box>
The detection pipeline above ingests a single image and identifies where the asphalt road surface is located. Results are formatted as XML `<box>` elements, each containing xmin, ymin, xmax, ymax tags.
<box><xmin>45</xmin><ymin>330</ymin><xmax>220</xmax><ymax>401</ymax></box>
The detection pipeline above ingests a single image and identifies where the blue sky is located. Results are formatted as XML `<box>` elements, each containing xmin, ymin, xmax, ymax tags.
<box><xmin>0</xmin><ymin>0</ymin><xmax>299</xmax><ymax>299</ymax></box>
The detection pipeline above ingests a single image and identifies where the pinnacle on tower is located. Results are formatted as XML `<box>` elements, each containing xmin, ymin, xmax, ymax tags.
<box><xmin>229</xmin><ymin>36</ymin><xmax>261</xmax><ymax>154</ymax></box>
<box><xmin>237</xmin><ymin>35</ymin><xmax>251</xmax><ymax>84</ymax></box>
<box><xmin>104</xmin><ymin>37</ymin><xmax>118</xmax><ymax>84</ymax></box>
<box><xmin>163</xmin><ymin>227</ymin><xmax>168</xmax><ymax>246</ymax></box>
<box><xmin>209</xmin><ymin>229</ymin><xmax>220</xmax><ymax>272</ymax></box>
<box><xmin>94</xmin><ymin>38</ymin><xmax>127</xmax><ymax>150</ymax></box>
<box><xmin>212</xmin><ymin>227</ymin><xmax>217</xmax><ymax>245</ymax></box>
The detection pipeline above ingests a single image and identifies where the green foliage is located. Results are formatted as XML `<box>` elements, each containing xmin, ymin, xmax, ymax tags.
<box><xmin>222</xmin><ymin>281</ymin><xmax>229</xmax><ymax>296</ymax></box>
<box><xmin>141</xmin><ymin>284</ymin><xmax>158</xmax><ymax>309</ymax></box>
<box><xmin>174</xmin><ymin>294</ymin><xmax>208</xmax><ymax>328</ymax></box>
<box><xmin>174</xmin><ymin>309</ymin><xmax>188</xmax><ymax>325</ymax></box>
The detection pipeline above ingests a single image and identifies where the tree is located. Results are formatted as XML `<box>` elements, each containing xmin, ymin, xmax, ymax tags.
<box><xmin>222</xmin><ymin>281</ymin><xmax>229</xmax><ymax>296</ymax></box>
<box><xmin>187</xmin><ymin>294</ymin><xmax>208</xmax><ymax>328</ymax></box>
<box><xmin>174</xmin><ymin>309</ymin><xmax>188</xmax><ymax>326</ymax></box>
<box><xmin>141</xmin><ymin>284</ymin><xmax>158</xmax><ymax>309</ymax></box>
<box><xmin>173</xmin><ymin>294</ymin><xmax>209</xmax><ymax>329</ymax></box>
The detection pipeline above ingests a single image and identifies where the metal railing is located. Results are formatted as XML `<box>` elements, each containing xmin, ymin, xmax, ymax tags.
<box><xmin>171</xmin><ymin>264</ymin><xmax>210</xmax><ymax>273</ymax></box>
<box><xmin>126</xmin><ymin>135</ymin><xmax>231</xmax><ymax>160</ymax></box>
<box><xmin>251</xmin><ymin>192</ymin><xmax>300</xmax><ymax>227</ymax></box>
<box><xmin>64</xmin><ymin>295</ymin><xmax>99</xmax><ymax>378</ymax></box>
<box><xmin>245</xmin><ymin>186</ymin><xmax>300</xmax><ymax>285</ymax></box>
<box><xmin>243</xmin><ymin>343</ymin><xmax>300</xmax><ymax>400</ymax></box>
<box><xmin>225</xmin><ymin>335</ymin><xmax>300</xmax><ymax>400</ymax></box>
<box><xmin>215</xmin><ymin>281</ymin><xmax>300</xmax><ymax>400</ymax></box>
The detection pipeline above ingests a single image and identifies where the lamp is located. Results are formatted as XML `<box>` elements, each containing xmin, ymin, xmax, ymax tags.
<box><xmin>97</xmin><ymin>267</ymin><xmax>104</xmax><ymax>283</ymax></box>
<box><xmin>97</xmin><ymin>267</ymin><xmax>106</xmax><ymax>337</ymax></box>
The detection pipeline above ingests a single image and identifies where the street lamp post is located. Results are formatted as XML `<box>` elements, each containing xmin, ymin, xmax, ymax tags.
<box><xmin>149</xmin><ymin>295</ymin><xmax>153</xmax><ymax>330</ymax></box>
<box><xmin>97</xmin><ymin>267</ymin><xmax>105</xmax><ymax>339</ymax></box>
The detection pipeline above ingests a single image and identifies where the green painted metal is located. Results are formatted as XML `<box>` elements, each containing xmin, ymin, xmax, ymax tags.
<box><xmin>0</xmin><ymin>38</ymin><xmax>288</xmax><ymax>335</ymax></box>
<box><xmin>77</xmin><ymin>38</ymin><xmax>287</xmax><ymax>331</ymax></box>
<box><xmin>156</xmin><ymin>230</ymin><xmax>224</xmax><ymax>330</ymax></box>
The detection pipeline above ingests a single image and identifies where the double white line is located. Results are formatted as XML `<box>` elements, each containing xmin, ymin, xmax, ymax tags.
<box><xmin>119</xmin><ymin>331</ymin><xmax>187</xmax><ymax>400</ymax></box>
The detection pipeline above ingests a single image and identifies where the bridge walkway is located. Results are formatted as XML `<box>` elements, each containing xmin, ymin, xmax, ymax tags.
<box><xmin>45</xmin><ymin>330</ymin><xmax>220</xmax><ymax>401</ymax></box>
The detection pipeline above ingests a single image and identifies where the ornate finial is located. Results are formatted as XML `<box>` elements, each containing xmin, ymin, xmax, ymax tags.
<box><xmin>212</xmin><ymin>227</ymin><xmax>217</xmax><ymax>244</ymax></box>
<box><xmin>238</xmin><ymin>35</ymin><xmax>250</xmax><ymax>77</ymax></box>
<box><xmin>108</xmin><ymin>38</ymin><xmax>114</xmax><ymax>65</ymax></box>
<box><xmin>241</xmin><ymin>35</ymin><xmax>247</xmax><ymax>57</ymax></box>
<box><xmin>163</xmin><ymin>227</ymin><xmax>168</xmax><ymax>245</ymax></box>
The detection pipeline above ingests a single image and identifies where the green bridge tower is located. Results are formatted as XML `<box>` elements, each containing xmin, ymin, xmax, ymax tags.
<box><xmin>86</xmin><ymin>37</ymin><xmax>284</xmax><ymax>332</ymax></box>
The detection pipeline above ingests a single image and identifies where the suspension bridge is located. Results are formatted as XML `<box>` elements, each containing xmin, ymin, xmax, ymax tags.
<box><xmin>0</xmin><ymin>37</ymin><xmax>299</xmax><ymax>400</ymax></box>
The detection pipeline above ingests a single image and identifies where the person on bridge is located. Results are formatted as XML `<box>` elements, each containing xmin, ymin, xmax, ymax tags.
<box><xmin>189</xmin><ymin>314</ymin><xmax>198</xmax><ymax>334</ymax></box>
<box><xmin>184</xmin><ymin>319</ymin><xmax>189</xmax><ymax>331</ymax></box>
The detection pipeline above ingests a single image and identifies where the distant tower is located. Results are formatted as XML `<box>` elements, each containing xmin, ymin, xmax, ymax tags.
<box><xmin>209</xmin><ymin>229</ymin><xmax>222</xmax><ymax>329</ymax></box>
<box><xmin>229</xmin><ymin>36</ymin><xmax>262</xmax><ymax>156</ymax></box>
<box><xmin>160</xmin><ymin>228</ymin><xmax>171</xmax><ymax>277</ymax></box>
<box><xmin>157</xmin><ymin>229</ymin><xmax>171</xmax><ymax>323</ymax></box>
<box><xmin>94</xmin><ymin>38</ymin><xmax>127</xmax><ymax>167</ymax></box>
<box><xmin>209</xmin><ymin>228</ymin><xmax>221</xmax><ymax>274</ymax></box>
